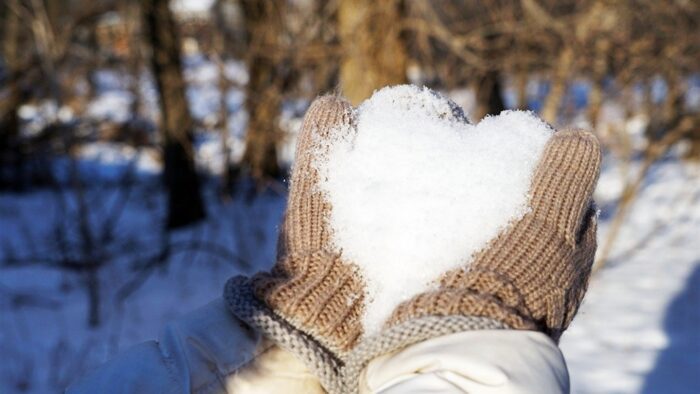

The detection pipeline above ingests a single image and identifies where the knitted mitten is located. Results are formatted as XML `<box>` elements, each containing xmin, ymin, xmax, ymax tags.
<box><xmin>386</xmin><ymin>129</ymin><xmax>601</xmax><ymax>341</ymax></box>
<box><xmin>225</xmin><ymin>95</ymin><xmax>362</xmax><ymax>392</ymax></box>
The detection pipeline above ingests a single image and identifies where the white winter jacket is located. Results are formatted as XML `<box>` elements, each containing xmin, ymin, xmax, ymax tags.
<box><xmin>67</xmin><ymin>299</ymin><xmax>569</xmax><ymax>394</ymax></box>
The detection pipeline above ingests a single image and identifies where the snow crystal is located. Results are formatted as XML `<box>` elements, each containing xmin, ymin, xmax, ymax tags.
<box><xmin>317</xmin><ymin>85</ymin><xmax>554</xmax><ymax>335</ymax></box>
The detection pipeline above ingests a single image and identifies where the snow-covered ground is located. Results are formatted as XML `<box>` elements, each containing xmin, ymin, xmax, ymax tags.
<box><xmin>0</xmin><ymin>176</ymin><xmax>286</xmax><ymax>393</ymax></box>
<box><xmin>561</xmin><ymin>155</ymin><xmax>700</xmax><ymax>394</ymax></box>
<box><xmin>1</xmin><ymin>57</ymin><xmax>288</xmax><ymax>393</ymax></box>
<box><xmin>1</xmin><ymin>61</ymin><xmax>699</xmax><ymax>393</ymax></box>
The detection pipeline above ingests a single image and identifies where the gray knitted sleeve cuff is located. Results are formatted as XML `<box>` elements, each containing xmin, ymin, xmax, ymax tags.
<box><xmin>225</xmin><ymin>275</ymin><xmax>508</xmax><ymax>394</ymax></box>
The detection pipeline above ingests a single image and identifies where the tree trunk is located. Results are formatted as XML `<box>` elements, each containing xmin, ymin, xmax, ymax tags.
<box><xmin>473</xmin><ymin>26</ymin><xmax>504</xmax><ymax>120</ymax></box>
<box><xmin>475</xmin><ymin>69</ymin><xmax>505</xmax><ymax>120</ymax></box>
<box><xmin>240</xmin><ymin>0</ymin><xmax>282</xmax><ymax>180</ymax></box>
<box><xmin>338</xmin><ymin>0</ymin><xmax>407</xmax><ymax>105</ymax></box>
<box><xmin>143</xmin><ymin>0</ymin><xmax>205</xmax><ymax>229</ymax></box>
<box><xmin>587</xmin><ymin>34</ymin><xmax>611</xmax><ymax>129</ymax></box>
<box><xmin>0</xmin><ymin>4</ymin><xmax>24</xmax><ymax>190</ymax></box>
<box><xmin>541</xmin><ymin>46</ymin><xmax>574</xmax><ymax>125</ymax></box>
<box><xmin>683</xmin><ymin>118</ymin><xmax>700</xmax><ymax>160</ymax></box>
<box><xmin>515</xmin><ymin>69</ymin><xmax>528</xmax><ymax>110</ymax></box>
<box><xmin>587</xmin><ymin>77</ymin><xmax>604</xmax><ymax>129</ymax></box>
<box><xmin>211</xmin><ymin>16</ymin><xmax>233</xmax><ymax>194</ymax></box>
<box><xmin>124</xmin><ymin>0</ymin><xmax>144</xmax><ymax>118</ymax></box>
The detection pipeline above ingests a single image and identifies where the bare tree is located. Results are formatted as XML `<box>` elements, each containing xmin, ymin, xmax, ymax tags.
<box><xmin>211</xmin><ymin>4</ymin><xmax>234</xmax><ymax>193</ymax></box>
<box><xmin>402</xmin><ymin>1</ymin><xmax>516</xmax><ymax>118</ymax></box>
<box><xmin>143</xmin><ymin>0</ymin><xmax>205</xmax><ymax>228</ymax></box>
<box><xmin>0</xmin><ymin>3</ymin><xmax>24</xmax><ymax>190</ymax></box>
<box><xmin>122</xmin><ymin>0</ymin><xmax>145</xmax><ymax>119</ymax></box>
<box><xmin>338</xmin><ymin>0</ymin><xmax>407</xmax><ymax>105</ymax></box>
<box><xmin>239</xmin><ymin>0</ymin><xmax>285</xmax><ymax>180</ymax></box>
<box><xmin>474</xmin><ymin>27</ymin><xmax>506</xmax><ymax>119</ymax></box>
<box><xmin>1</xmin><ymin>0</ymin><xmax>114</xmax><ymax>189</ymax></box>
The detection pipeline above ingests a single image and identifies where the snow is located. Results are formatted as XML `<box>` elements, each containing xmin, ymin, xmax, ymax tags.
<box><xmin>86</xmin><ymin>92</ymin><xmax>134</xmax><ymax>124</ymax></box>
<box><xmin>0</xmin><ymin>181</ymin><xmax>286</xmax><ymax>394</ymax></box>
<box><xmin>77</xmin><ymin>143</ymin><xmax>161</xmax><ymax>175</ymax></box>
<box><xmin>560</xmin><ymin>156</ymin><xmax>700</xmax><ymax>394</ymax></box>
<box><xmin>318</xmin><ymin>85</ymin><xmax>554</xmax><ymax>335</ymax></box>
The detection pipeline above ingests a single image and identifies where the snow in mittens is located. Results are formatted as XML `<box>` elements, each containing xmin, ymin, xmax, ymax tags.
<box><xmin>316</xmin><ymin>85</ymin><xmax>555</xmax><ymax>335</ymax></box>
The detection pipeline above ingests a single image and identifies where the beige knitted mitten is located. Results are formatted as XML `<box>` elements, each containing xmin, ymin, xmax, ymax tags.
<box><xmin>225</xmin><ymin>95</ymin><xmax>363</xmax><ymax>392</ymax></box>
<box><xmin>387</xmin><ymin>129</ymin><xmax>602</xmax><ymax>341</ymax></box>
<box><xmin>252</xmin><ymin>95</ymin><xmax>364</xmax><ymax>353</ymax></box>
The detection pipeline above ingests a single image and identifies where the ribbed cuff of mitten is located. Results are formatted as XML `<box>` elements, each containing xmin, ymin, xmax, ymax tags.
<box><xmin>224</xmin><ymin>276</ymin><xmax>345</xmax><ymax>393</ymax></box>
<box><xmin>251</xmin><ymin>250</ymin><xmax>365</xmax><ymax>354</ymax></box>
<box><xmin>387</xmin><ymin>283</ymin><xmax>539</xmax><ymax>333</ymax></box>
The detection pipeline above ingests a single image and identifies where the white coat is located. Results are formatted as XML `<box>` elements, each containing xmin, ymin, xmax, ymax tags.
<box><xmin>67</xmin><ymin>298</ymin><xmax>569</xmax><ymax>394</ymax></box>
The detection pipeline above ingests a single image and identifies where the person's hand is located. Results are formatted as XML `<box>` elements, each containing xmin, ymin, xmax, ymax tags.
<box><xmin>226</xmin><ymin>96</ymin><xmax>365</xmax><ymax>393</ymax></box>
<box><xmin>387</xmin><ymin>129</ymin><xmax>601</xmax><ymax>341</ymax></box>
<box><xmin>227</xmin><ymin>87</ymin><xmax>601</xmax><ymax>394</ymax></box>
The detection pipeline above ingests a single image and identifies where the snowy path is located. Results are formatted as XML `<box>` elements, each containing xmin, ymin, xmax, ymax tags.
<box><xmin>561</xmin><ymin>159</ymin><xmax>700</xmax><ymax>394</ymax></box>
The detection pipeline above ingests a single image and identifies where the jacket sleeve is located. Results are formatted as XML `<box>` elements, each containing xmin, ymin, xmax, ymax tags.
<box><xmin>359</xmin><ymin>330</ymin><xmax>570</xmax><ymax>394</ymax></box>
<box><xmin>66</xmin><ymin>298</ymin><xmax>265</xmax><ymax>394</ymax></box>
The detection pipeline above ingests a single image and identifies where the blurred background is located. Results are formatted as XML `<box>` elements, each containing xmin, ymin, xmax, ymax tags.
<box><xmin>0</xmin><ymin>0</ymin><xmax>698</xmax><ymax>392</ymax></box>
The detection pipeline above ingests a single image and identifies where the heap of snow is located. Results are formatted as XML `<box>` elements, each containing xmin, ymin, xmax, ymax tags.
<box><xmin>317</xmin><ymin>85</ymin><xmax>554</xmax><ymax>335</ymax></box>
